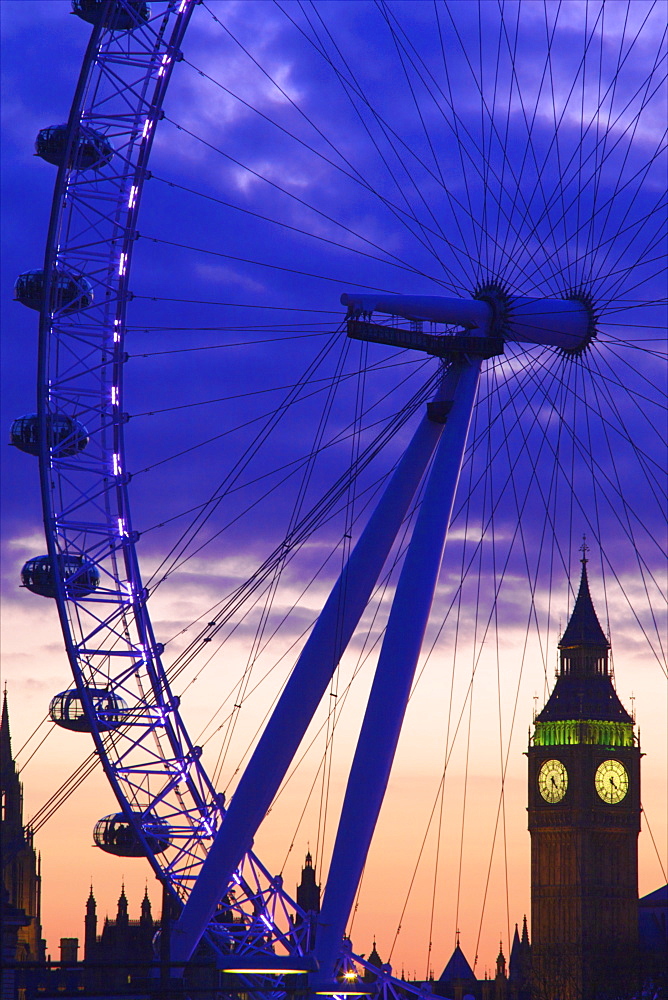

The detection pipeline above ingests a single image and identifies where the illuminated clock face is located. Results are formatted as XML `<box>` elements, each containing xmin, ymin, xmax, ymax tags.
<box><xmin>538</xmin><ymin>759</ymin><xmax>568</xmax><ymax>803</ymax></box>
<box><xmin>595</xmin><ymin>759</ymin><xmax>629</xmax><ymax>804</ymax></box>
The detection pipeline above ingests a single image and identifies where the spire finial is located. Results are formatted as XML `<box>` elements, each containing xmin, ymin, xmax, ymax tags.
<box><xmin>1</xmin><ymin>687</ymin><xmax>12</xmax><ymax>760</ymax></box>
<box><xmin>559</xmin><ymin>546</ymin><xmax>609</xmax><ymax>652</ymax></box>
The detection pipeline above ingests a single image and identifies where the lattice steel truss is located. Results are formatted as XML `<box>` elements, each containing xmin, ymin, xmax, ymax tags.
<box><xmin>34</xmin><ymin>0</ymin><xmax>316</xmax><ymax>969</ymax></box>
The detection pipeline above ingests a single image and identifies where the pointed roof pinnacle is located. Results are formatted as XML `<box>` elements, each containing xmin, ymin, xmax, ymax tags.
<box><xmin>367</xmin><ymin>938</ymin><xmax>382</xmax><ymax>964</ymax></box>
<box><xmin>438</xmin><ymin>941</ymin><xmax>475</xmax><ymax>982</ymax></box>
<box><xmin>117</xmin><ymin>883</ymin><xmax>128</xmax><ymax>914</ymax></box>
<box><xmin>496</xmin><ymin>939</ymin><xmax>507</xmax><ymax>978</ymax></box>
<box><xmin>559</xmin><ymin>545</ymin><xmax>609</xmax><ymax>649</ymax></box>
<box><xmin>509</xmin><ymin>924</ymin><xmax>522</xmax><ymax>966</ymax></box>
<box><xmin>1</xmin><ymin>686</ymin><xmax>12</xmax><ymax>762</ymax></box>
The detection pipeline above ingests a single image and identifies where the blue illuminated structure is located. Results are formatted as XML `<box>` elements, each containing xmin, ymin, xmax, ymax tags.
<box><xmin>13</xmin><ymin>2</ymin><xmax>665</xmax><ymax>997</ymax></box>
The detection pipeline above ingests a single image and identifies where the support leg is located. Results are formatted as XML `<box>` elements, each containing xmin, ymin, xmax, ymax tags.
<box><xmin>313</xmin><ymin>358</ymin><xmax>482</xmax><ymax>982</ymax></box>
<box><xmin>171</xmin><ymin>408</ymin><xmax>446</xmax><ymax>963</ymax></box>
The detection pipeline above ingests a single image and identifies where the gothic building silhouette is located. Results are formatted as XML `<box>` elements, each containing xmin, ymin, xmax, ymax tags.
<box><xmin>1</xmin><ymin>690</ymin><xmax>46</xmax><ymax>965</ymax></box>
<box><xmin>82</xmin><ymin>883</ymin><xmax>156</xmax><ymax>991</ymax></box>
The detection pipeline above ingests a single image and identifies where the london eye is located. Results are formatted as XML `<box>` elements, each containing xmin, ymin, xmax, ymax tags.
<box><xmin>8</xmin><ymin>0</ymin><xmax>666</xmax><ymax>990</ymax></box>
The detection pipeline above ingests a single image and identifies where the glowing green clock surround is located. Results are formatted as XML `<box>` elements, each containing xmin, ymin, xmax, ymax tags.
<box><xmin>532</xmin><ymin>719</ymin><xmax>634</xmax><ymax>747</ymax></box>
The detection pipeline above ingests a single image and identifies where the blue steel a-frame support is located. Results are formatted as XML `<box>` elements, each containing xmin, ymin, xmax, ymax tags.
<box><xmin>171</xmin><ymin>290</ymin><xmax>591</xmax><ymax>970</ymax></box>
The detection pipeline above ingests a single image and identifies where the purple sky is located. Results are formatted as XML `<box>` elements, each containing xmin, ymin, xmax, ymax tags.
<box><xmin>1</xmin><ymin>0</ymin><xmax>666</xmax><ymax>976</ymax></box>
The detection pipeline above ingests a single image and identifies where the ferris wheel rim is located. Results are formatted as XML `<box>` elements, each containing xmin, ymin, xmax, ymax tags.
<box><xmin>32</xmin><ymin>0</ymin><xmax>337</xmax><ymax>971</ymax></box>
<box><xmin>35</xmin><ymin>0</ymin><xmax>228</xmax><ymax>905</ymax></box>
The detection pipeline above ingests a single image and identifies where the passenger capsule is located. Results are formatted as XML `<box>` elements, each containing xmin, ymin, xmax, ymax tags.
<box><xmin>21</xmin><ymin>554</ymin><xmax>100</xmax><ymax>599</ymax></box>
<box><xmin>72</xmin><ymin>0</ymin><xmax>151</xmax><ymax>31</ymax></box>
<box><xmin>10</xmin><ymin>413</ymin><xmax>89</xmax><ymax>457</ymax></box>
<box><xmin>35</xmin><ymin>124</ymin><xmax>113</xmax><ymax>171</ymax></box>
<box><xmin>14</xmin><ymin>269</ymin><xmax>93</xmax><ymax>313</ymax></box>
<box><xmin>93</xmin><ymin>812</ymin><xmax>170</xmax><ymax>857</ymax></box>
<box><xmin>50</xmin><ymin>688</ymin><xmax>128</xmax><ymax>732</ymax></box>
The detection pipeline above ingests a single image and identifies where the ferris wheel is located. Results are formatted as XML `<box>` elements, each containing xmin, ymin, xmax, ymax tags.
<box><xmin>12</xmin><ymin>0</ymin><xmax>666</xmax><ymax>990</ymax></box>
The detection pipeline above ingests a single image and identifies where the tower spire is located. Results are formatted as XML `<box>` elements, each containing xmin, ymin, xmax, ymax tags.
<box><xmin>1</xmin><ymin>688</ymin><xmax>23</xmax><ymax>839</ymax></box>
<box><xmin>1</xmin><ymin>686</ymin><xmax>12</xmax><ymax>762</ymax></box>
<box><xmin>141</xmin><ymin>884</ymin><xmax>152</xmax><ymax>923</ymax></box>
<box><xmin>117</xmin><ymin>883</ymin><xmax>129</xmax><ymax>924</ymax></box>
<box><xmin>85</xmin><ymin>884</ymin><xmax>98</xmax><ymax>960</ymax></box>
<box><xmin>1</xmin><ymin>687</ymin><xmax>45</xmax><ymax>962</ymax></box>
<box><xmin>559</xmin><ymin>550</ymin><xmax>609</xmax><ymax>652</ymax></box>
<box><xmin>536</xmin><ymin>557</ymin><xmax>632</xmax><ymax>721</ymax></box>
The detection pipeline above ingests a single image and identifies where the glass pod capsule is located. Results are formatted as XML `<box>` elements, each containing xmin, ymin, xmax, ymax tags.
<box><xmin>71</xmin><ymin>0</ymin><xmax>150</xmax><ymax>31</ymax></box>
<box><xmin>93</xmin><ymin>812</ymin><xmax>170</xmax><ymax>857</ymax></box>
<box><xmin>14</xmin><ymin>269</ymin><xmax>93</xmax><ymax>313</ymax></box>
<box><xmin>21</xmin><ymin>554</ymin><xmax>100</xmax><ymax>599</ymax></box>
<box><xmin>10</xmin><ymin>413</ymin><xmax>89</xmax><ymax>457</ymax></box>
<box><xmin>50</xmin><ymin>688</ymin><xmax>128</xmax><ymax>732</ymax></box>
<box><xmin>35</xmin><ymin>124</ymin><xmax>113</xmax><ymax>171</ymax></box>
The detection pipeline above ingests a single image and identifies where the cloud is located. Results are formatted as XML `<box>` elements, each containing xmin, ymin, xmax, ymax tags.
<box><xmin>194</xmin><ymin>261</ymin><xmax>267</xmax><ymax>295</ymax></box>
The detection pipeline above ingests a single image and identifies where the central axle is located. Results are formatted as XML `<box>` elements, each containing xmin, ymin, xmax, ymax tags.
<box><xmin>340</xmin><ymin>288</ymin><xmax>594</xmax><ymax>353</ymax></box>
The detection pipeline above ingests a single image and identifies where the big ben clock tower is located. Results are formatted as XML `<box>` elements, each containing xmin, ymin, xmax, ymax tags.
<box><xmin>528</xmin><ymin>550</ymin><xmax>641</xmax><ymax>1000</ymax></box>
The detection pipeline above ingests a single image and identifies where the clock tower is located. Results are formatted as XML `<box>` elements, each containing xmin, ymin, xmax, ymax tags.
<box><xmin>528</xmin><ymin>552</ymin><xmax>641</xmax><ymax>1000</ymax></box>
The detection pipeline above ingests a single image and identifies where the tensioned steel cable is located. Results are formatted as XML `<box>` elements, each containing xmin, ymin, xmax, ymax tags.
<box><xmin>200</xmin><ymin>0</ymin><xmax>453</xmax><ymax>274</ymax></box>
<box><xmin>23</xmin><ymin>377</ymin><xmax>431</xmax><ymax>830</ymax></box>
<box><xmin>152</xmin><ymin>369</ymin><xmax>440</xmax><ymax>678</ymax></box>
<box><xmin>214</xmin><ymin>333</ymin><xmax>355</xmax><ymax>784</ymax></box>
